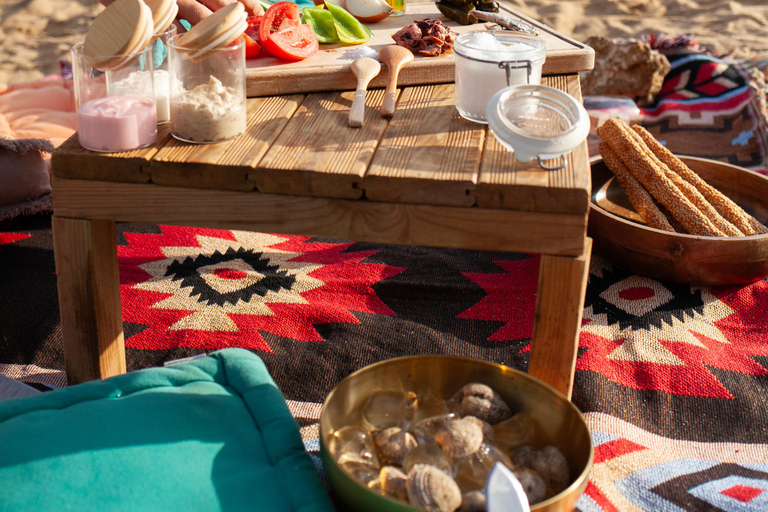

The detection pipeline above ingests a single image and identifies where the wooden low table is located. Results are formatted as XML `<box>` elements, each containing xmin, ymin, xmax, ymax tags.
<box><xmin>51</xmin><ymin>75</ymin><xmax>591</xmax><ymax>399</ymax></box>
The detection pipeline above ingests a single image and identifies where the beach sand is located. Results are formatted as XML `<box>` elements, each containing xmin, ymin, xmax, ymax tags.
<box><xmin>1</xmin><ymin>0</ymin><xmax>768</xmax><ymax>84</ymax></box>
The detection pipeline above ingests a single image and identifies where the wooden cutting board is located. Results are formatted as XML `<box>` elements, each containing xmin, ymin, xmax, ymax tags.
<box><xmin>245</xmin><ymin>0</ymin><xmax>594</xmax><ymax>97</ymax></box>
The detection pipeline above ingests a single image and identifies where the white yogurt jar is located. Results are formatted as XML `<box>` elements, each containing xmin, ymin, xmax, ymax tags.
<box><xmin>168</xmin><ymin>33</ymin><xmax>247</xmax><ymax>144</ymax></box>
<box><xmin>453</xmin><ymin>31</ymin><xmax>546</xmax><ymax>124</ymax></box>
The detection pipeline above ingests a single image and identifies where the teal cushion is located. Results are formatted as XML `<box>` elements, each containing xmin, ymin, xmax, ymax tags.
<box><xmin>0</xmin><ymin>348</ymin><xmax>334</xmax><ymax>512</ymax></box>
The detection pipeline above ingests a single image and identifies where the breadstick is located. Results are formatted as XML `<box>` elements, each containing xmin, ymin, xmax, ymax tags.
<box><xmin>632</xmin><ymin>124</ymin><xmax>768</xmax><ymax>235</ymax></box>
<box><xmin>597</xmin><ymin>118</ymin><xmax>725</xmax><ymax>237</ymax></box>
<box><xmin>599</xmin><ymin>142</ymin><xmax>676</xmax><ymax>232</ymax></box>
<box><xmin>622</xmin><ymin>126</ymin><xmax>743</xmax><ymax>236</ymax></box>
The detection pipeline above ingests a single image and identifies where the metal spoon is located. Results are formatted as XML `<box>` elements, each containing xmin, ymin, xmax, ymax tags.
<box><xmin>487</xmin><ymin>462</ymin><xmax>531</xmax><ymax>512</ymax></box>
<box><xmin>378</xmin><ymin>45</ymin><xmax>414</xmax><ymax>118</ymax></box>
<box><xmin>349</xmin><ymin>57</ymin><xmax>381</xmax><ymax>128</ymax></box>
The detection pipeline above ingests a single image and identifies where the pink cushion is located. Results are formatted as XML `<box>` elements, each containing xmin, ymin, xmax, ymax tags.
<box><xmin>0</xmin><ymin>76</ymin><xmax>77</xmax><ymax>147</ymax></box>
<box><xmin>0</xmin><ymin>76</ymin><xmax>74</xmax><ymax>221</ymax></box>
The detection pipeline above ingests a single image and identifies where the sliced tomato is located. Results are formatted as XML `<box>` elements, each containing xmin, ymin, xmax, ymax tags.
<box><xmin>258</xmin><ymin>2</ymin><xmax>301</xmax><ymax>45</ymax></box>
<box><xmin>243</xmin><ymin>15</ymin><xmax>262</xmax><ymax>58</ymax></box>
<box><xmin>243</xmin><ymin>33</ymin><xmax>261</xmax><ymax>58</ymax></box>
<box><xmin>261</xmin><ymin>24</ymin><xmax>319</xmax><ymax>61</ymax></box>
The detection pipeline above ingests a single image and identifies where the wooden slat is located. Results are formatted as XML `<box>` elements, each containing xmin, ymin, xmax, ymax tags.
<box><xmin>528</xmin><ymin>238</ymin><xmax>592</xmax><ymax>399</ymax></box>
<box><xmin>362</xmin><ymin>83</ymin><xmax>483</xmax><ymax>206</ymax></box>
<box><xmin>51</xmin><ymin>125</ymin><xmax>172</xmax><ymax>182</ymax></box>
<box><xmin>52</xmin><ymin>177</ymin><xmax>588</xmax><ymax>256</ymax></box>
<box><xmin>474</xmin><ymin>74</ymin><xmax>591</xmax><ymax>215</ymax></box>
<box><xmin>147</xmin><ymin>95</ymin><xmax>302</xmax><ymax>190</ymax></box>
<box><xmin>52</xmin><ymin>216</ymin><xmax>126</xmax><ymax>384</ymax></box>
<box><xmin>254</xmin><ymin>90</ymin><xmax>388</xmax><ymax>199</ymax></box>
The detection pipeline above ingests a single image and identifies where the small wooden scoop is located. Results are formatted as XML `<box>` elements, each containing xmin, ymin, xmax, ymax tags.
<box><xmin>378</xmin><ymin>45</ymin><xmax>414</xmax><ymax>118</ymax></box>
<box><xmin>349</xmin><ymin>57</ymin><xmax>381</xmax><ymax>128</ymax></box>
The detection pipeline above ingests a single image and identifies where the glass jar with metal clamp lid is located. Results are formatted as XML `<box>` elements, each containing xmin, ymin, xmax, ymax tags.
<box><xmin>486</xmin><ymin>84</ymin><xmax>590</xmax><ymax>170</ymax></box>
<box><xmin>453</xmin><ymin>31</ymin><xmax>546</xmax><ymax>123</ymax></box>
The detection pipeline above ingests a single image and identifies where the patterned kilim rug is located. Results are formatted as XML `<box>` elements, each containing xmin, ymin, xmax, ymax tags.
<box><xmin>2</xmin><ymin>39</ymin><xmax>768</xmax><ymax>511</ymax></box>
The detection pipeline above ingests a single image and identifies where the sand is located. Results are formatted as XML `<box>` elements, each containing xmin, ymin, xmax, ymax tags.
<box><xmin>2</xmin><ymin>0</ymin><xmax>768</xmax><ymax>84</ymax></box>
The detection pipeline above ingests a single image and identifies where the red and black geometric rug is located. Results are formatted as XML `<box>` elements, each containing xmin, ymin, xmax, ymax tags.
<box><xmin>2</xmin><ymin>38</ymin><xmax>768</xmax><ymax>511</ymax></box>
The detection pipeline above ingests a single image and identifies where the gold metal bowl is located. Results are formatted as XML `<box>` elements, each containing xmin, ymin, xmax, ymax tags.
<box><xmin>319</xmin><ymin>355</ymin><xmax>593</xmax><ymax>512</ymax></box>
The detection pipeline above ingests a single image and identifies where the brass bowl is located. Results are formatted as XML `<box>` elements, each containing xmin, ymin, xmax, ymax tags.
<box><xmin>589</xmin><ymin>156</ymin><xmax>768</xmax><ymax>285</ymax></box>
<box><xmin>319</xmin><ymin>355</ymin><xmax>593</xmax><ymax>512</ymax></box>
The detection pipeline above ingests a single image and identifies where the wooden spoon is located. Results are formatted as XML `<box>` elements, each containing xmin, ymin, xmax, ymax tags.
<box><xmin>349</xmin><ymin>57</ymin><xmax>381</xmax><ymax>128</ymax></box>
<box><xmin>378</xmin><ymin>45</ymin><xmax>414</xmax><ymax>118</ymax></box>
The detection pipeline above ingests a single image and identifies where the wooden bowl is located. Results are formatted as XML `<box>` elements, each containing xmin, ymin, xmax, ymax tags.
<box><xmin>589</xmin><ymin>156</ymin><xmax>768</xmax><ymax>286</ymax></box>
<box><xmin>319</xmin><ymin>355</ymin><xmax>593</xmax><ymax>512</ymax></box>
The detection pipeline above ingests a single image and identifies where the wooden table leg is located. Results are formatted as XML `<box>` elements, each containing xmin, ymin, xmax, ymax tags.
<box><xmin>528</xmin><ymin>238</ymin><xmax>592</xmax><ymax>400</ymax></box>
<box><xmin>52</xmin><ymin>216</ymin><xmax>126</xmax><ymax>384</ymax></box>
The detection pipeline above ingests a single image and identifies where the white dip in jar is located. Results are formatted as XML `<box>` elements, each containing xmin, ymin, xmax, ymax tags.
<box><xmin>170</xmin><ymin>75</ymin><xmax>246</xmax><ymax>143</ymax></box>
<box><xmin>454</xmin><ymin>31</ymin><xmax>546</xmax><ymax>124</ymax></box>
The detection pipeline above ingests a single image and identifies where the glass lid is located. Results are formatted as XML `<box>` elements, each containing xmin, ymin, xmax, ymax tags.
<box><xmin>486</xmin><ymin>84</ymin><xmax>590</xmax><ymax>169</ymax></box>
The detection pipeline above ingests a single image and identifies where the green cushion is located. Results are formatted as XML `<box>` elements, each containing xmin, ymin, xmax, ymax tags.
<box><xmin>0</xmin><ymin>348</ymin><xmax>334</xmax><ymax>512</ymax></box>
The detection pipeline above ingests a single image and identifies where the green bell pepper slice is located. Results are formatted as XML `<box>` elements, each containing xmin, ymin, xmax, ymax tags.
<box><xmin>302</xmin><ymin>6</ymin><xmax>339</xmax><ymax>44</ymax></box>
<box><xmin>325</xmin><ymin>1</ymin><xmax>373</xmax><ymax>44</ymax></box>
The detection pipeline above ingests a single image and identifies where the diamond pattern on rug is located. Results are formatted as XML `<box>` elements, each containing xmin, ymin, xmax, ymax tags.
<box><xmin>118</xmin><ymin>226</ymin><xmax>404</xmax><ymax>351</ymax></box>
<box><xmin>576</xmin><ymin>412</ymin><xmax>768</xmax><ymax>512</ymax></box>
<box><xmin>576</xmin><ymin>258</ymin><xmax>768</xmax><ymax>398</ymax></box>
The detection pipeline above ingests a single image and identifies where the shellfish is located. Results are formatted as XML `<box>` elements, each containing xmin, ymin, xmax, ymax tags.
<box><xmin>434</xmin><ymin>416</ymin><xmax>484</xmax><ymax>459</ymax></box>
<box><xmin>374</xmin><ymin>426</ymin><xmax>418</xmax><ymax>466</ymax></box>
<box><xmin>512</xmin><ymin>468</ymin><xmax>547</xmax><ymax>505</ymax></box>
<box><xmin>457</xmin><ymin>490</ymin><xmax>486</xmax><ymax>512</ymax></box>
<box><xmin>447</xmin><ymin>383</ymin><xmax>512</xmax><ymax>425</ymax></box>
<box><xmin>380</xmin><ymin>466</ymin><xmax>409</xmax><ymax>501</ymax></box>
<box><xmin>407</xmin><ymin>463</ymin><xmax>463</xmax><ymax>512</ymax></box>
<box><xmin>513</xmin><ymin>445</ymin><xmax>570</xmax><ymax>495</ymax></box>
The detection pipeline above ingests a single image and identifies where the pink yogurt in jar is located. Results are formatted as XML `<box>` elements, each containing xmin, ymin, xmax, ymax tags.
<box><xmin>77</xmin><ymin>96</ymin><xmax>157</xmax><ymax>152</ymax></box>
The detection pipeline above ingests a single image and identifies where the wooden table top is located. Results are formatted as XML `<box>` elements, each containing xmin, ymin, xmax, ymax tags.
<box><xmin>52</xmin><ymin>74</ymin><xmax>591</xmax><ymax>217</ymax></box>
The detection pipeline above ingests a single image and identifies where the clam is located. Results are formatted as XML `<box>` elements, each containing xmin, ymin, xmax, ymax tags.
<box><xmin>512</xmin><ymin>468</ymin><xmax>547</xmax><ymax>505</ymax></box>
<box><xmin>513</xmin><ymin>445</ymin><xmax>570</xmax><ymax>495</ymax></box>
<box><xmin>380</xmin><ymin>466</ymin><xmax>409</xmax><ymax>501</ymax></box>
<box><xmin>407</xmin><ymin>463</ymin><xmax>463</xmax><ymax>512</ymax></box>
<box><xmin>458</xmin><ymin>490</ymin><xmax>486</xmax><ymax>512</ymax></box>
<box><xmin>374</xmin><ymin>426</ymin><xmax>418</xmax><ymax>466</ymax></box>
<box><xmin>434</xmin><ymin>416</ymin><xmax>484</xmax><ymax>459</ymax></box>
<box><xmin>447</xmin><ymin>383</ymin><xmax>512</xmax><ymax>425</ymax></box>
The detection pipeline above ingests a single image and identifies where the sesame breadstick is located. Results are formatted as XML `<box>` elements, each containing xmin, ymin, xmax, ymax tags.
<box><xmin>632</xmin><ymin>124</ymin><xmax>768</xmax><ymax>235</ymax></box>
<box><xmin>599</xmin><ymin>142</ymin><xmax>676</xmax><ymax>232</ymax></box>
<box><xmin>623</xmin><ymin>126</ymin><xmax>743</xmax><ymax>236</ymax></box>
<box><xmin>597</xmin><ymin>118</ymin><xmax>725</xmax><ymax>237</ymax></box>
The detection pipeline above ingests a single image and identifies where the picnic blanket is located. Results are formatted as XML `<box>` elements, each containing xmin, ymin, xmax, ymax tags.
<box><xmin>2</xmin><ymin>37</ymin><xmax>768</xmax><ymax>511</ymax></box>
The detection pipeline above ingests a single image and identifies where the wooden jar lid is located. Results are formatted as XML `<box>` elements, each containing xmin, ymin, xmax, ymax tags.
<box><xmin>176</xmin><ymin>1</ymin><xmax>247</xmax><ymax>60</ymax></box>
<box><xmin>145</xmin><ymin>0</ymin><xmax>178</xmax><ymax>36</ymax></box>
<box><xmin>83</xmin><ymin>0</ymin><xmax>154</xmax><ymax>70</ymax></box>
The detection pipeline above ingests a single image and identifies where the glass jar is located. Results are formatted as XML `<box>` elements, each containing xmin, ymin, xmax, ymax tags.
<box><xmin>486</xmin><ymin>84</ymin><xmax>590</xmax><ymax>170</ymax></box>
<box><xmin>71</xmin><ymin>42</ymin><xmax>158</xmax><ymax>152</ymax></box>
<box><xmin>453</xmin><ymin>31</ymin><xmax>546</xmax><ymax>124</ymax></box>
<box><xmin>387</xmin><ymin>0</ymin><xmax>406</xmax><ymax>16</ymax></box>
<box><xmin>149</xmin><ymin>25</ymin><xmax>177</xmax><ymax>124</ymax></box>
<box><xmin>167</xmin><ymin>34</ymin><xmax>247</xmax><ymax>144</ymax></box>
